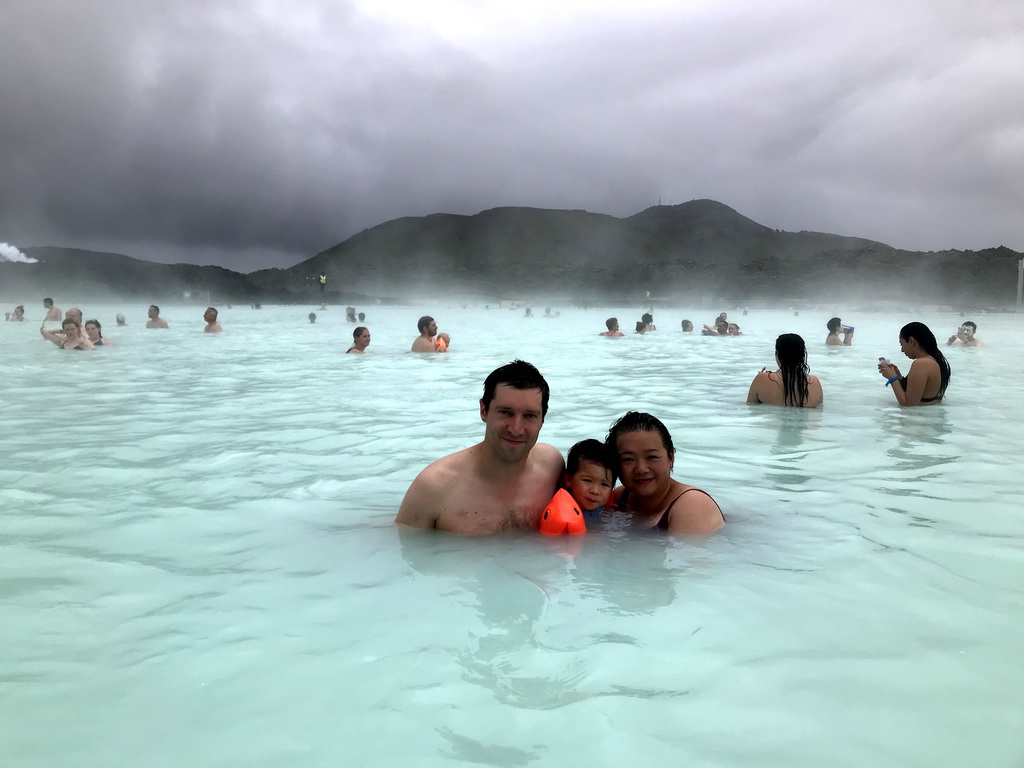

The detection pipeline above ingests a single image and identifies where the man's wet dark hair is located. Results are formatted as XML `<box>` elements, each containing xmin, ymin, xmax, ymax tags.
<box><xmin>417</xmin><ymin>315</ymin><xmax>434</xmax><ymax>333</ymax></box>
<box><xmin>605</xmin><ymin>317</ymin><xmax>618</xmax><ymax>331</ymax></box>
<box><xmin>566</xmin><ymin>439</ymin><xmax>617</xmax><ymax>484</ymax></box>
<box><xmin>43</xmin><ymin>298</ymin><xmax>53</xmax><ymax>307</ymax></box>
<box><xmin>150</xmin><ymin>305</ymin><xmax>160</xmax><ymax>314</ymax></box>
<box><xmin>962</xmin><ymin>320</ymin><xmax>977</xmax><ymax>331</ymax></box>
<box><xmin>641</xmin><ymin>312</ymin><xmax>653</xmax><ymax>324</ymax></box>
<box><xmin>604</xmin><ymin>411</ymin><xmax>675</xmax><ymax>465</ymax></box>
<box><xmin>827</xmin><ymin>317</ymin><xmax>841</xmax><ymax>333</ymax></box>
<box><xmin>481</xmin><ymin>359</ymin><xmax>550</xmax><ymax>416</ymax></box>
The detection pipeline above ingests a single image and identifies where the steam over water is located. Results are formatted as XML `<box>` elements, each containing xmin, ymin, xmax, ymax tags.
<box><xmin>1</xmin><ymin>304</ymin><xmax>1022</xmax><ymax>767</ymax></box>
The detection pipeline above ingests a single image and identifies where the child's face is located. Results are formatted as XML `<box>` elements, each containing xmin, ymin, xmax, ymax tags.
<box><xmin>565</xmin><ymin>459</ymin><xmax>614</xmax><ymax>511</ymax></box>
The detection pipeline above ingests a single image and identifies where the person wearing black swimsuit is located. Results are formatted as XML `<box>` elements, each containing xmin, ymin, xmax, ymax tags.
<box><xmin>877</xmin><ymin>322</ymin><xmax>950</xmax><ymax>406</ymax></box>
<box><xmin>604</xmin><ymin>411</ymin><xmax>724</xmax><ymax>534</ymax></box>
<box><xmin>42</xmin><ymin>318</ymin><xmax>93</xmax><ymax>350</ymax></box>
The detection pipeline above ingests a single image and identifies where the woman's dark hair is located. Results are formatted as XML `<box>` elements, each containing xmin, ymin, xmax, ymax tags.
<box><xmin>85</xmin><ymin>319</ymin><xmax>103</xmax><ymax>338</ymax></box>
<box><xmin>641</xmin><ymin>312</ymin><xmax>653</xmax><ymax>324</ymax></box>
<box><xmin>481</xmin><ymin>359</ymin><xmax>550</xmax><ymax>416</ymax></box>
<box><xmin>776</xmin><ymin>333</ymin><xmax>810</xmax><ymax>407</ymax></box>
<box><xmin>826</xmin><ymin>317</ymin><xmax>841</xmax><ymax>333</ymax></box>
<box><xmin>604</xmin><ymin>412</ymin><xmax>675</xmax><ymax>470</ymax></box>
<box><xmin>353</xmin><ymin>326</ymin><xmax>367</xmax><ymax>340</ymax></box>
<box><xmin>635</xmin><ymin>321</ymin><xmax>645</xmax><ymax>333</ymax></box>
<box><xmin>900</xmin><ymin>322</ymin><xmax>951</xmax><ymax>396</ymax></box>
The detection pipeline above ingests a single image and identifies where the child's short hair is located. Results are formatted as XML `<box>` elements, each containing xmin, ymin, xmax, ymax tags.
<box><xmin>566</xmin><ymin>439</ymin><xmax>617</xmax><ymax>485</ymax></box>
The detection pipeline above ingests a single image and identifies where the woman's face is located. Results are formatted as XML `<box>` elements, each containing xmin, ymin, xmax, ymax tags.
<box><xmin>85</xmin><ymin>322</ymin><xmax>100</xmax><ymax>341</ymax></box>
<box><xmin>616</xmin><ymin>429</ymin><xmax>674</xmax><ymax>500</ymax></box>
<box><xmin>62</xmin><ymin>323</ymin><xmax>79</xmax><ymax>339</ymax></box>
<box><xmin>357</xmin><ymin>329</ymin><xmax>370</xmax><ymax>347</ymax></box>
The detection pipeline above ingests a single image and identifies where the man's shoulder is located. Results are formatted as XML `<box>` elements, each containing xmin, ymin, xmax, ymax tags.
<box><xmin>529</xmin><ymin>443</ymin><xmax>565</xmax><ymax>472</ymax></box>
<box><xmin>410</xmin><ymin>337</ymin><xmax>433</xmax><ymax>352</ymax></box>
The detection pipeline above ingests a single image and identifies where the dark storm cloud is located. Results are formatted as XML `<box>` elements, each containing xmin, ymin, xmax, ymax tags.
<box><xmin>1</xmin><ymin>0</ymin><xmax>1022</xmax><ymax>271</ymax></box>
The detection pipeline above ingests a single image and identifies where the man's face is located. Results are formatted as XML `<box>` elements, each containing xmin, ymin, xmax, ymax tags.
<box><xmin>480</xmin><ymin>384</ymin><xmax>544</xmax><ymax>463</ymax></box>
<box><xmin>204</xmin><ymin>308</ymin><xmax>216</xmax><ymax>323</ymax></box>
<box><xmin>66</xmin><ymin>308</ymin><xmax>82</xmax><ymax>324</ymax></box>
<box><xmin>961</xmin><ymin>325</ymin><xmax>975</xmax><ymax>340</ymax></box>
<box><xmin>426</xmin><ymin>320</ymin><xmax>438</xmax><ymax>336</ymax></box>
<box><xmin>148</xmin><ymin>306</ymin><xmax>158</xmax><ymax>318</ymax></box>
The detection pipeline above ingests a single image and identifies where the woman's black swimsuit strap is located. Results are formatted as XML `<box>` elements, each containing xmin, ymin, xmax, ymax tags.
<box><xmin>617</xmin><ymin>487</ymin><xmax>724</xmax><ymax>530</ymax></box>
<box><xmin>656</xmin><ymin>488</ymin><xmax>724</xmax><ymax>530</ymax></box>
<box><xmin>899</xmin><ymin>377</ymin><xmax>942</xmax><ymax>403</ymax></box>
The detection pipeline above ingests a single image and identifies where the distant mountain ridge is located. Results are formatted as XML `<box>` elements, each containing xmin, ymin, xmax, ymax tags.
<box><xmin>3</xmin><ymin>200</ymin><xmax>1020</xmax><ymax>305</ymax></box>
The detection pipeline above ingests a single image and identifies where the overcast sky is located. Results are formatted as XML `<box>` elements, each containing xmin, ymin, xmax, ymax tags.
<box><xmin>2</xmin><ymin>0</ymin><xmax>1022</xmax><ymax>272</ymax></box>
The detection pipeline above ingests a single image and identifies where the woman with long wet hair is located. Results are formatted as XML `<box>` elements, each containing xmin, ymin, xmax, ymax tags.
<box><xmin>746</xmin><ymin>333</ymin><xmax>823</xmax><ymax>408</ymax></box>
<box><xmin>878</xmin><ymin>322</ymin><xmax>950</xmax><ymax>406</ymax></box>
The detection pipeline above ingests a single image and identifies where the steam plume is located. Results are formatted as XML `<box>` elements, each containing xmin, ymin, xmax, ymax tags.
<box><xmin>0</xmin><ymin>243</ymin><xmax>37</xmax><ymax>263</ymax></box>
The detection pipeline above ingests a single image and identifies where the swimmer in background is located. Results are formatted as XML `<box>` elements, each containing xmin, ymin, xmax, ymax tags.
<box><xmin>146</xmin><ymin>305</ymin><xmax>169</xmax><ymax>329</ymax></box>
<box><xmin>6</xmin><ymin>305</ymin><xmax>25</xmax><ymax>321</ymax></box>
<box><xmin>727</xmin><ymin>323</ymin><xmax>743</xmax><ymax>336</ymax></box>
<box><xmin>681</xmin><ymin>319</ymin><xmax>694</xmax><ymax>332</ymax></box>
<box><xmin>641</xmin><ymin>312</ymin><xmax>657</xmax><ymax>331</ymax></box>
<box><xmin>41</xmin><ymin>318</ymin><xmax>93</xmax><ymax>350</ymax></box>
<box><xmin>746</xmin><ymin>333</ymin><xmax>822</xmax><ymax>407</ymax></box>
<box><xmin>84</xmin><ymin>319</ymin><xmax>110</xmax><ymax>347</ymax></box>
<box><xmin>411</xmin><ymin>315</ymin><xmax>445</xmax><ymax>352</ymax></box>
<box><xmin>702</xmin><ymin>318</ymin><xmax>729</xmax><ymax>336</ymax></box>
<box><xmin>634</xmin><ymin>321</ymin><xmax>646</xmax><ymax>334</ymax></box>
<box><xmin>116</xmin><ymin>313</ymin><xmax>127</xmax><ymax>326</ymax></box>
<box><xmin>347</xmin><ymin>326</ymin><xmax>370</xmax><ymax>353</ymax></box>
<box><xmin>308</xmin><ymin>312</ymin><xmax>317</xmax><ymax>324</ymax></box>
<box><xmin>42</xmin><ymin>298</ymin><xmax>62</xmax><ymax>323</ymax></box>
<box><xmin>826</xmin><ymin>317</ymin><xmax>854</xmax><ymax>346</ymax></box>
<box><xmin>396</xmin><ymin>359</ymin><xmax>564</xmax><ymax>534</ymax></box>
<box><xmin>562</xmin><ymin>439</ymin><xmax>616</xmax><ymax>528</ymax></box>
<box><xmin>346</xmin><ymin>307</ymin><xmax>357</xmax><ymax>323</ymax></box>
<box><xmin>358</xmin><ymin>312</ymin><xmax>365</xmax><ymax>322</ymax></box>
<box><xmin>947</xmin><ymin>321</ymin><xmax>984</xmax><ymax>347</ymax></box>
<box><xmin>599</xmin><ymin>317</ymin><xmax>624</xmax><ymax>337</ymax></box>
<box><xmin>878</xmin><ymin>322</ymin><xmax>950</xmax><ymax>407</ymax></box>
<box><xmin>203</xmin><ymin>307</ymin><xmax>222</xmax><ymax>333</ymax></box>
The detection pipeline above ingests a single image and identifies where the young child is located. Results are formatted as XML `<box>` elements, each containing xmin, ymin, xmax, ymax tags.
<box><xmin>563</xmin><ymin>439</ymin><xmax>616</xmax><ymax>527</ymax></box>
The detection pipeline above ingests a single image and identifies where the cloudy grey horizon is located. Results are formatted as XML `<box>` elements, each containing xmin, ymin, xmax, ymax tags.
<box><xmin>2</xmin><ymin>0</ymin><xmax>1022</xmax><ymax>273</ymax></box>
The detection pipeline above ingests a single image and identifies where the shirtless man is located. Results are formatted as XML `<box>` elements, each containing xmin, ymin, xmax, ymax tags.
<box><xmin>599</xmin><ymin>317</ymin><xmax>624</xmax><ymax>337</ymax></box>
<box><xmin>203</xmin><ymin>307</ymin><xmax>222</xmax><ymax>333</ymax></box>
<box><xmin>146</xmin><ymin>305</ymin><xmax>169</xmax><ymax>329</ymax></box>
<box><xmin>42</xmin><ymin>298</ymin><xmax>62</xmax><ymax>322</ymax></box>
<box><xmin>410</xmin><ymin>315</ymin><xmax>445</xmax><ymax>352</ymax></box>
<box><xmin>947</xmin><ymin>321</ymin><xmax>984</xmax><ymax>347</ymax></box>
<box><xmin>396</xmin><ymin>360</ymin><xmax>565</xmax><ymax>534</ymax></box>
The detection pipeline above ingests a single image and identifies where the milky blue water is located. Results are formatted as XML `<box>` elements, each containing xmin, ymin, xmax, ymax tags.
<box><xmin>2</xmin><ymin>303</ymin><xmax>1022</xmax><ymax>767</ymax></box>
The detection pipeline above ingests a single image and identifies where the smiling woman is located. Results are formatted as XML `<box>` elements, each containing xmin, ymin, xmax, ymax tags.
<box><xmin>605</xmin><ymin>411</ymin><xmax>724</xmax><ymax>534</ymax></box>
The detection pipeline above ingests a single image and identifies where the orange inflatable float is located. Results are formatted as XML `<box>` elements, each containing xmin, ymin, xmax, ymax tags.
<box><xmin>539</xmin><ymin>488</ymin><xmax>586</xmax><ymax>535</ymax></box>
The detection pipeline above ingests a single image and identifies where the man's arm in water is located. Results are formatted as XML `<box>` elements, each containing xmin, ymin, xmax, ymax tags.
<box><xmin>395</xmin><ymin>467</ymin><xmax>444</xmax><ymax>529</ymax></box>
